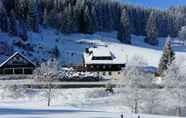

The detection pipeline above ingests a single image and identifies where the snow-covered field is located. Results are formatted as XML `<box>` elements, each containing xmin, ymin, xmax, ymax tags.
<box><xmin>0</xmin><ymin>105</ymin><xmax>179</xmax><ymax>118</ymax></box>
<box><xmin>0</xmin><ymin>106</ymin><xmax>180</xmax><ymax>118</ymax></box>
<box><xmin>0</xmin><ymin>88</ymin><xmax>182</xmax><ymax>118</ymax></box>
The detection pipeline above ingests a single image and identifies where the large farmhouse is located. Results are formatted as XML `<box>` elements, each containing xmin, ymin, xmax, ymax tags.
<box><xmin>83</xmin><ymin>46</ymin><xmax>127</xmax><ymax>79</ymax></box>
<box><xmin>0</xmin><ymin>52</ymin><xmax>35</xmax><ymax>74</ymax></box>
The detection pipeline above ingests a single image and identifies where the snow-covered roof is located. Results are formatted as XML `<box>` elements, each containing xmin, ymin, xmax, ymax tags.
<box><xmin>0</xmin><ymin>52</ymin><xmax>35</xmax><ymax>68</ymax></box>
<box><xmin>143</xmin><ymin>66</ymin><xmax>158</xmax><ymax>73</ymax></box>
<box><xmin>89</xmin><ymin>47</ymin><xmax>112</xmax><ymax>57</ymax></box>
<box><xmin>83</xmin><ymin>46</ymin><xmax>127</xmax><ymax>65</ymax></box>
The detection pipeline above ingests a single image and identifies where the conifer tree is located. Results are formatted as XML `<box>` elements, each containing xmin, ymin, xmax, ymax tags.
<box><xmin>60</xmin><ymin>4</ymin><xmax>78</xmax><ymax>33</ymax></box>
<box><xmin>28</xmin><ymin>0</ymin><xmax>40</xmax><ymax>32</ymax></box>
<box><xmin>80</xmin><ymin>5</ymin><xmax>96</xmax><ymax>34</ymax></box>
<box><xmin>8</xmin><ymin>10</ymin><xmax>17</xmax><ymax>35</ymax></box>
<box><xmin>117</xmin><ymin>8</ymin><xmax>131</xmax><ymax>44</ymax></box>
<box><xmin>145</xmin><ymin>11</ymin><xmax>158</xmax><ymax>45</ymax></box>
<box><xmin>52</xmin><ymin>46</ymin><xmax>60</xmax><ymax>59</ymax></box>
<box><xmin>19</xmin><ymin>19</ymin><xmax>28</xmax><ymax>41</ymax></box>
<box><xmin>159</xmin><ymin>36</ymin><xmax>175</xmax><ymax>75</ymax></box>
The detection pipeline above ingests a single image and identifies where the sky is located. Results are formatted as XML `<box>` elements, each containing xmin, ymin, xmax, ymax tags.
<box><xmin>121</xmin><ymin>0</ymin><xmax>186</xmax><ymax>10</ymax></box>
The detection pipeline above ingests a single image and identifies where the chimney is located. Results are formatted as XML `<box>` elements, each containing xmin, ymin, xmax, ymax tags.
<box><xmin>85</xmin><ymin>48</ymin><xmax>89</xmax><ymax>53</ymax></box>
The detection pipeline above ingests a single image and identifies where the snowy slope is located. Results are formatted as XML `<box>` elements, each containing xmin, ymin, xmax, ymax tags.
<box><xmin>119</xmin><ymin>0</ymin><xmax>186</xmax><ymax>9</ymax></box>
<box><xmin>0</xmin><ymin>28</ymin><xmax>186</xmax><ymax>67</ymax></box>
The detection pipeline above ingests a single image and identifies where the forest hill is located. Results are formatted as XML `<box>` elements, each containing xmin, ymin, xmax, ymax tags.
<box><xmin>0</xmin><ymin>0</ymin><xmax>185</xmax><ymax>45</ymax></box>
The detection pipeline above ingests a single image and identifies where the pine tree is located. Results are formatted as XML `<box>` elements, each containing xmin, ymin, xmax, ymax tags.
<box><xmin>159</xmin><ymin>36</ymin><xmax>175</xmax><ymax>75</ymax></box>
<box><xmin>0</xmin><ymin>1</ymin><xmax>8</xmax><ymax>33</ymax></box>
<box><xmin>8</xmin><ymin>10</ymin><xmax>17</xmax><ymax>35</ymax></box>
<box><xmin>52</xmin><ymin>46</ymin><xmax>60</xmax><ymax>59</ymax></box>
<box><xmin>117</xmin><ymin>8</ymin><xmax>131</xmax><ymax>44</ymax></box>
<box><xmin>145</xmin><ymin>11</ymin><xmax>158</xmax><ymax>45</ymax></box>
<box><xmin>60</xmin><ymin>4</ymin><xmax>78</xmax><ymax>33</ymax></box>
<box><xmin>19</xmin><ymin>19</ymin><xmax>28</xmax><ymax>41</ymax></box>
<box><xmin>29</xmin><ymin>0</ymin><xmax>40</xmax><ymax>32</ymax></box>
<box><xmin>79</xmin><ymin>5</ymin><xmax>96</xmax><ymax>34</ymax></box>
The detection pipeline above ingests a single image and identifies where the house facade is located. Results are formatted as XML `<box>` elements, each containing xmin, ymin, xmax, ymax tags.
<box><xmin>83</xmin><ymin>46</ymin><xmax>126</xmax><ymax>80</ymax></box>
<box><xmin>0</xmin><ymin>52</ymin><xmax>35</xmax><ymax>74</ymax></box>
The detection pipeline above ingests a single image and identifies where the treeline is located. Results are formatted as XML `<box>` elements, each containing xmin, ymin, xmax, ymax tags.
<box><xmin>0</xmin><ymin>0</ymin><xmax>186</xmax><ymax>42</ymax></box>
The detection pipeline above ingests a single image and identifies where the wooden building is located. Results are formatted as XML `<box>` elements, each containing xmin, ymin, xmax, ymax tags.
<box><xmin>83</xmin><ymin>47</ymin><xmax>126</xmax><ymax>79</ymax></box>
<box><xmin>0</xmin><ymin>52</ymin><xmax>35</xmax><ymax>74</ymax></box>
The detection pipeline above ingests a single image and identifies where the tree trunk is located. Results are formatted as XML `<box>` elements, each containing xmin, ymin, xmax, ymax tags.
<box><xmin>134</xmin><ymin>100</ymin><xmax>138</xmax><ymax>114</ymax></box>
<box><xmin>176</xmin><ymin>106</ymin><xmax>181</xmax><ymax>116</ymax></box>
<box><xmin>47</xmin><ymin>83</ymin><xmax>52</xmax><ymax>106</ymax></box>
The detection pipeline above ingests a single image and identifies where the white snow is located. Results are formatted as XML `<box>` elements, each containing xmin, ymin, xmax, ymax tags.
<box><xmin>0</xmin><ymin>28</ymin><xmax>186</xmax><ymax>67</ymax></box>
<box><xmin>90</xmin><ymin>46</ymin><xmax>112</xmax><ymax>57</ymax></box>
<box><xmin>0</xmin><ymin>88</ymin><xmax>182</xmax><ymax>118</ymax></box>
<box><xmin>84</xmin><ymin>46</ymin><xmax>127</xmax><ymax>64</ymax></box>
<box><xmin>0</xmin><ymin>28</ymin><xmax>186</xmax><ymax>117</ymax></box>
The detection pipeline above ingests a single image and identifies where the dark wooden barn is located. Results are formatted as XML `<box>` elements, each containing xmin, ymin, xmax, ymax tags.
<box><xmin>0</xmin><ymin>52</ymin><xmax>35</xmax><ymax>74</ymax></box>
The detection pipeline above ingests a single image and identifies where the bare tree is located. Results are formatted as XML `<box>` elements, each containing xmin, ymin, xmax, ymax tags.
<box><xmin>143</xmin><ymin>88</ymin><xmax>161</xmax><ymax>114</ymax></box>
<box><xmin>162</xmin><ymin>58</ymin><xmax>186</xmax><ymax>116</ymax></box>
<box><xmin>33</xmin><ymin>58</ymin><xmax>64</xmax><ymax>106</ymax></box>
<box><xmin>123</xmin><ymin>57</ymin><xmax>148</xmax><ymax>113</ymax></box>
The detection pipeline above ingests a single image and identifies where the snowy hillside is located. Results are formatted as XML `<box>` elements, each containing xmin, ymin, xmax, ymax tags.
<box><xmin>0</xmin><ymin>27</ymin><xmax>186</xmax><ymax>67</ymax></box>
<box><xmin>120</xmin><ymin>0</ymin><xmax>186</xmax><ymax>9</ymax></box>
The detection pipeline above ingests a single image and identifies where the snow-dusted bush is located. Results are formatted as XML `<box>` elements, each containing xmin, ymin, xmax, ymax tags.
<box><xmin>0</xmin><ymin>84</ymin><xmax>31</xmax><ymax>100</ymax></box>
<box><xmin>33</xmin><ymin>58</ymin><xmax>65</xmax><ymax>82</ymax></box>
<box><xmin>86</xmin><ymin>88</ymin><xmax>112</xmax><ymax>98</ymax></box>
<box><xmin>60</xmin><ymin>71</ymin><xmax>101</xmax><ymax>82</ymax></box>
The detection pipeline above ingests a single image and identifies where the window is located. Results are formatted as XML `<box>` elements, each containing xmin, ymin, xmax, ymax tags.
<box><xmin>92</xmin><ymin>56</ymin><xmax>112</xmax><ymax>60</ymax></box>
<box><xmin>103</xmin><ymin>72</ymin><xmax>106</xmax><ymax>76</ymax></box>
<box><xmin>0</xmin><ymin>69</ymin><xmax>2</xmax><ymax>74</ymax></box>
<box><xmin>14</xmin><ymin>68</ymin><xmax>23</xmax><ymax>74</ymax></box>
<box><xmin>109</xmin><ymin>72</ymin><xmax>112</xmax><ymax>76</ymax></box>
<box><xmin>4</xmin><ymin>69</ymin><xmax>13</xmax><ymax>74</ymax></box>
<box><xmin>24</xmin><ymin>68</ymin><xmax>33</xmax><ymax>74</ymax></box>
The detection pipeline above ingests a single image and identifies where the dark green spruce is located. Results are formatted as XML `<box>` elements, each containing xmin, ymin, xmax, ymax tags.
<box><xmin>159</xmin><ymin>36</ymin><xmax>175</xmax><ymax>75</ymax></box>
